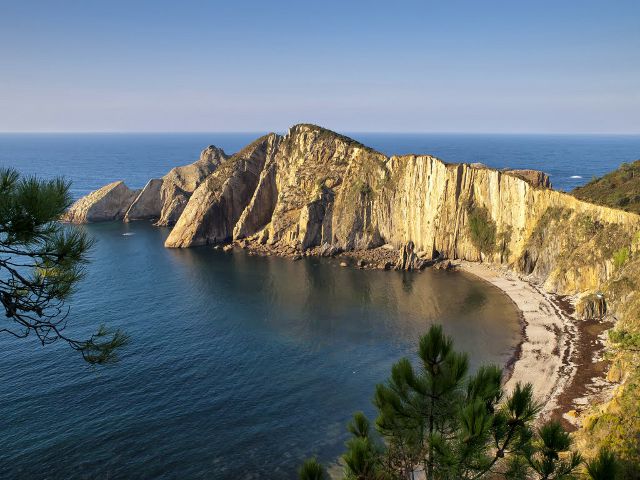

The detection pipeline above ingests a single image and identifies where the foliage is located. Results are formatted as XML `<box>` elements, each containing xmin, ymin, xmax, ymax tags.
<box><xmin>0</xmin><ymin>168</ymin><xmax>127</xmax><ymax>364</ymax></box>
<box><xmin>613</xmin><ymin>246</ymin><xmax>630</xmax><ymax>270</ymax></box>
<box><xmin>298</xmin><ymin>458</ymin><xmax>327</xmax><ymax>480</ymax></box>
<box><xmin>357</xmin><ymin>181</ymin><xmax>374</xmax><ymax>198</ymax></box>
<box><xmin>577</xmin><ymin>214</ymin><xmax>603</xmax><ymax>237</ymax></box>
<box><xmin>519</xmin><ymin>420</ymin><xmax>582</xmax><ymax>479</ymax></box>
<box><xmin>572</xmin><ymin>159</ymin><xmax>640</xmax><ymax>214</ymax></box>
<box><xmin>300</xmin><ymin>325</ymin><xmax>613</xmax><ymax>479</ymax></box>
<box><xmin>342</xmin><ymin>412</ymin><xmax>388</xmax><ymax>480</ymax></box>
<box><xmin>581</xmin><ymin>367</ymin><xmax>640</xmax><ymax>479</ymax></box>
<box><xmin>467</xmin><ymin>205</ymin><xmax>497</xmax><ymax>255</ymax></box>
<box><xmin>609</xmin><ymin>329</ymin><xmax>640</xmax><ymax>352</ymax></box>
<box><xmin>585</xmin><ymin>448</ymin><xmax>620</xmax><ymax>480</ymax></box>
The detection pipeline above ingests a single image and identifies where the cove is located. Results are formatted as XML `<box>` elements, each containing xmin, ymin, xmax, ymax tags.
<box><xmin>0</xmin><ymin>222</ymin><xmax>521</xmax><ymax>479</ymax></box>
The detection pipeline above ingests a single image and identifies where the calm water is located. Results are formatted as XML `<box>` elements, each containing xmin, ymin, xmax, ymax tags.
<box><xmin>1</xmin><ymin>133</ymin><xmax>639</xmax><ymax>479</ymax></box>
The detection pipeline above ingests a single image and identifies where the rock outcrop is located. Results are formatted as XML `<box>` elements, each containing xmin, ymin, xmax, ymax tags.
<box><xmin>66</xmin><ymin>123</ymin><xmax>640</xmax><ymax>298</ymax></box>
<box><xmin>164</xmin><ymin>134</ymin><xmax>280</xmax><ymax>247</ymax></box>
<box><xmin>124</xmin><ymin>178</ymin><xmax>163</xmax><ymax>222</ymax></box>
<box><xmin>395</xmin><ymin>241</ymin><xmax>426</xmax><ymax>271</ymax></box>
<box><xmin>65</xmin><ymin>146</ymin><xmax>226</xmax><ymax>225</ymax></box>
<box><xmin>62</xmin><ymin>124</ymin><xmax>640</xmax><ymax>467</ymax></box>
<box><xmin>63</xmin><ymin>181</ymin><xmax>139</xmax><ymax>223</ymax></box>
<box><xmin>124</xmin><ymin>145</ymin><xmax>228</xmax><ymax>225</ymax></box>
<box><xmin>163</xmin><ymin>124</ymin><xmax>639</xmax><ymax>297</ymax></box>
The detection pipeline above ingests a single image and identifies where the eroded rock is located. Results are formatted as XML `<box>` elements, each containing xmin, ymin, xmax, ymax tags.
<box><xmin>63</xmin><ymin>181</ymin><xmax>139</xmax><ymax>223</ymax></box>
<box><xmin>165</xmin><ymin>134</ymin><xmax>280</xmax><ymax>247</ymax></box>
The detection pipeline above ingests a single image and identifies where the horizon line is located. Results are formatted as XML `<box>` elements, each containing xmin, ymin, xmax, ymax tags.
<box><xmin>1</xmin><ymin>130</ymin><xmax>640</xmax><ymax>136</ymax></box>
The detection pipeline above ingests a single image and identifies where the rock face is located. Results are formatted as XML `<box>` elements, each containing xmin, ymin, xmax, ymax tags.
<box><xmin>124</xmin><ymin>145</ymin><xmax>228</xmax><ymax>225</ymax></box>
<box><xmin>63</xmin><ymin>181</ymin><xmax>139</xmax><ymax>223</ymax></box>
<box><xmin>165</xmin><ymin>124</ymin><xmax>640</xmax><ymax>296</ymax></box>
<box><xmin>124</xmin><ymin>178</ymin><xmax>163</xmax><ymax>222</ymax></box>
<box><xmin>395</xmin><ymin>241</ymin><xmax>426</xmax><ymax>271</ymax></box>
<box><xmin>66</xmin><ymin>146</ymin><xmax>227</xmax><ymax>225</ymax></box>
<box><xmin>164</xmin><ymin>134</ymin><xmax>281</xmax><ymax>247</ymax></box>
<box><xmin>66</xmin><ymin>123</ymin><xmax>640</xmax><ymax>298</ymax></box>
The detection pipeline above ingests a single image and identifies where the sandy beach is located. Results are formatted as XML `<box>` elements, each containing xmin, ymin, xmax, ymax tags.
<box><xmin>457</xmin><ymin>261</ymin><xmax>579</xmax><ymax>420</ymax></box>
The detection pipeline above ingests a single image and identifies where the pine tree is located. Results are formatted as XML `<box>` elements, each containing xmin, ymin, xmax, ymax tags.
<box><xmin>0</xmin><ymin>168</ymin><xmax>127</xmax><ymax>364</ymax></box>
<box><xmin>299</xmin><ymin>458</ymin><xmax>327</xmax><ymax>480</ymax></box>
<box><xmin>339</xmin><ymin>325</ymin><xmax>541</xmax><ymax>479</ymax></box>
<box><xmin>300</xmin><ymin>325</ymin><xmax>619</xmax><ymax>479</ymax></box>
<box><xmin>517</xmin><ymin>420</ymin><xmax>582</xmax><ymax>479</ymax></box>
<box><xmin>584</xmin><ymin>448</ymin><xmax>619</xmax><ymax>480</ymax></box>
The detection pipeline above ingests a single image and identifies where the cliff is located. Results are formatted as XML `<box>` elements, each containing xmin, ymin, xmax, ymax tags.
<box><xmin>67</xmin><ymin>124</ymin><xmax>640</xmax><ymax>298</ymax></box>
<box><xmin>164</xmin><ymin>134</ymin><xmax>280</xmax><ymax>247</ymax></box>
<box><xmin>65</xmin><ymin>146</ymin><xmax>227</xmax><ymax>226</ymax></box>
<box><xmin>161</xmin><ymin>125</ymin><xmax>638</xmax><ymax>298</ymax></box>
<box><xmin>124</xmin><ymin>145</ymin><xmax>228</xmax><ymax>225</ymax></box>
<box><xmin>63</xmin><ymin>124</ymin><xmax>640</xmax><ymax>470</ymax></box>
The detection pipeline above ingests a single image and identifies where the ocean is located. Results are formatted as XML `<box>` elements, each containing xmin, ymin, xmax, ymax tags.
<box><xmin>0</xmin><ymin>132</ymin><xmax>638</xmax><ymax>479</ymax></box>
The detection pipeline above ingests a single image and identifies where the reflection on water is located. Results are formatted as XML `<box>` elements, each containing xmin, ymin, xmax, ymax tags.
<box><xmin>169</xmin><ymin>241</ymin><xmax>515</xmax><ymax>363</ymax></box>
<box><xmin>0</xmin><ymin>222</ymin><xmax>520</xmax><ymax>479</ymax></box>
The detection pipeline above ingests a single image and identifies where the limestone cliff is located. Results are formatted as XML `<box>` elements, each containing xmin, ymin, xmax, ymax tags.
<box><xmin>63</xmin><ymin>123</ymin><xmax>640</xmax><ymax>469</ymax></box>
<box><xmin>163</xmin><ymin>124</ymin><xmax>639</xmax><ymax>298</ymax></box>
<box><xmin>124</xmin><ymin>145</ymin><xmax>228</xmax><ymax>225</ymax></box>
<box><xmin>66</xmin><ymin>123</ymin><xmax>640</xmax><ymax>298</ymax></box>
<box><xmin>63</xmin><ymin>181</ymin><xmax>139</xmax><ymax>223</ymax></box>
<box><xmin>164</xmin><ymin>134</ymin><xmax>281</xmax><ymax>247</ymax></box>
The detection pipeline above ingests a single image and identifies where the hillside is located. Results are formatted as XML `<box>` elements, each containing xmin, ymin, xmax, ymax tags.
<box><xmin>573</xmin><ymin>160</ymin><xmax>640</xmax><ymax>214</ymax></box>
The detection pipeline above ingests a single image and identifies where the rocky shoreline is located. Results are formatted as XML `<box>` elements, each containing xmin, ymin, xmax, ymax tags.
<box><xmin>220</xmin><ymin>236</ymin><xmax>457</xmax><ymax>273</ymax></box>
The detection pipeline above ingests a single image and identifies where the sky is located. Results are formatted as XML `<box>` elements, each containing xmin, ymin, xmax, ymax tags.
<box><xmin>0</xmin><ymin>0</ymin><xmax>638</xmax><ymax>133</ymax></box>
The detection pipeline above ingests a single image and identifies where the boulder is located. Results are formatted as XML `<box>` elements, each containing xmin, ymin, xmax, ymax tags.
<box><xmin>576</xmin><ymin>293</ymin><xmax>607</xmax><ymax>320</ymax></box>
<box><xmin>395</xmin><ymin>241</ymin><xmax>425</xmax><ymax>271</ymax></box>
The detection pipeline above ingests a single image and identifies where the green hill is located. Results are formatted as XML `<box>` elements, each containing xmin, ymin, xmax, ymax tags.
<box><xmin>572</xmin><ymin>160</ymin><xmax>640</xmax><ymax>214</ymax></box>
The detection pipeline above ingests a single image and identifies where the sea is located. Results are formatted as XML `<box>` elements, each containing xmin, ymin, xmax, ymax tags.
<box><xmin>0</xmin><ymin>132</ymin><xmax>638</xmax><ymax>479</ymax></box>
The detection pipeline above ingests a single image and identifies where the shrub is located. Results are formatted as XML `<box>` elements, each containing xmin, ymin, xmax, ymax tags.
<box><xmin>467</xmin><ymin>205</ymin><xmax>497</xmax><ymax>254</ymax></box>
<box><xmin>356</xmin><ymin>180</ymin><xmax>373</xmax><ymax>197</ymax></box>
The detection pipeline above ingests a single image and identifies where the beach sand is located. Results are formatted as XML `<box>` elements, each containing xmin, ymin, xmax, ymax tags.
<box><xmin>458</xmin><ymin>261</ymin><xmax>579</xmax><ymax>421</ymax></box>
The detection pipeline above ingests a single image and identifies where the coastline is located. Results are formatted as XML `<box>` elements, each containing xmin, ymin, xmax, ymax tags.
<box><xmin>456</xmin><ymin>260</ymin><xmax>578</xmax><ymax>421</ymax></box>
<box><xmin>238</xmin><ymin>240</ymin><xmax>589</xmax><ymax>423</ymax></box>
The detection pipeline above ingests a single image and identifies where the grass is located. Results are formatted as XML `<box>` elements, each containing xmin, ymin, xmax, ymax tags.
<box><xmin>613</xmin><ymin>246</ymin><xmax>630</xmax><ymax>269</ymax></box>
<box><xmin>572</xmin><ymin>160</ymin><xmax>640</xmax><ymax>214</ymax></box>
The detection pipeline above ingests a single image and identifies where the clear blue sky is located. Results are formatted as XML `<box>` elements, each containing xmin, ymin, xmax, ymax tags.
<box><xmin>1</xmin><ymin>0</ymin><xmax>638</xmax><ymax>133</ymax></box>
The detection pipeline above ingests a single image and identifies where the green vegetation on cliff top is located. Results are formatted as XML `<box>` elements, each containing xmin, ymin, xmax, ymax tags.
<box><xmin>572</xmin><ymin>160</ymin><xmax>640</xmax><ymax>214</ymax></box>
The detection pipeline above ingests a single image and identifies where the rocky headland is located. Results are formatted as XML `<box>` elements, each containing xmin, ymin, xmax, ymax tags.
<box><xmin>63</xmin><ymin>124</ymin><xmax>640</xmax><ymax>464</ymax></box>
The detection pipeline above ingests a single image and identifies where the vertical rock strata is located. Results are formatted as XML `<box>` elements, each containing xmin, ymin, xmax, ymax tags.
<box><xmin>63</xmin><ymin>123</ymin><xmax>640</xmax><ymax>462</ymax></box>
<box><xmin>164</xmin><ymin>134</ymin><xmax>281</xmax><ymax>247</ymax></box>
<box><xmin>65</xmin><ymin>123</ymin><xmax>640</xmax><ymax>296</ymax></box>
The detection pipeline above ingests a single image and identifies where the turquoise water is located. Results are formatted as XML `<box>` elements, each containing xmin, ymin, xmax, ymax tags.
<box><xmin>0</xmin><ymin>133</ymin><xmax>638</xmax><ymax>478</ymax></box>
